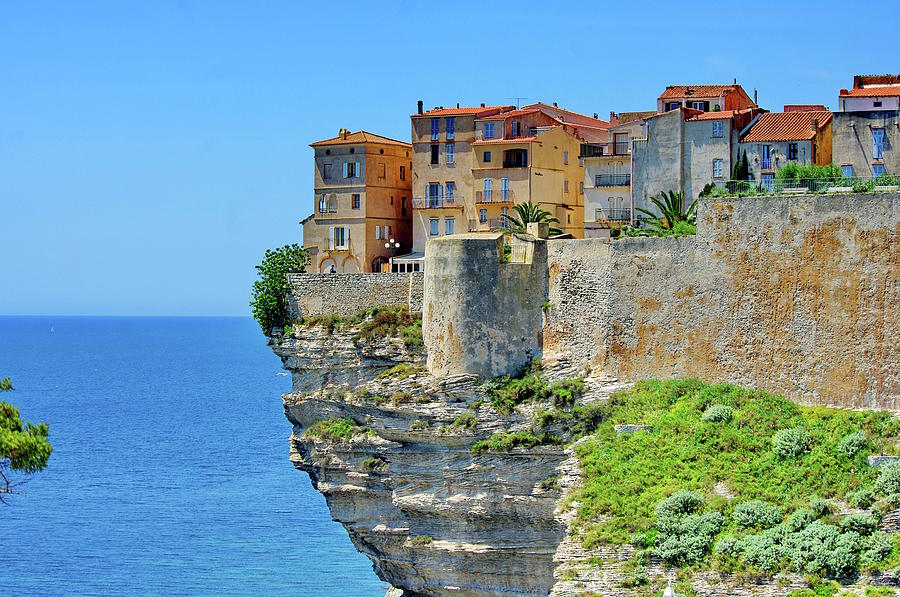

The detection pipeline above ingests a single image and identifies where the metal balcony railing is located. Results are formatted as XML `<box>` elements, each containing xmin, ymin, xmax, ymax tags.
<box><xmin>595</xmin><ymin>208</ymin><xmax>632</xmax><ymax>222</ymax></box>
<box><xmin>412</xmin><ymin>196</ymin><xmax>461</xmax><ymax>209</ymax></box>
<box><xmin>579</xmin><ymin>142</ymin><xmax>630</xmax><ymax>157</ymax></box>
<box><xmin>595</xmin><ymin>174</ymin><xmax>631</xmax><ymax>187</ymax></box>
<box><xmin>708</xmin><ymin>174</ymin><xmax>900</xmax><ymax>196</ymax></box>
<box><xmin>476</xmin><ymin>190</ymin><xmax>514</xmax><ymax>203</ymax></box>
<box><xmin>761</xmin><ymin>157</ymin><xmax>773</xmax><ymax>169</ymax></box>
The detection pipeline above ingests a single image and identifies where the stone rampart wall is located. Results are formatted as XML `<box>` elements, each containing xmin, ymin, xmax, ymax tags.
<box><xmin>546</xmin><ymin>193</ymin><xmax>900</xmax><ymax>410</ymax></box>
<box><xmin>286</xmin><ymin>272</ymin><xmax>422</xmax><ymax>318</ymax></box>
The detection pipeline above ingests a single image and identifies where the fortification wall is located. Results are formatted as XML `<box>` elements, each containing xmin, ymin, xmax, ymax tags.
<box><xmin>286</xmin><ymin>272</ymin><xmax>422</xmax><ymax>318</ymax></box>
<box><xmin>423</xmin><ymin>233</ymin><xmax>548</xmax><ymax>378</ymax></box>
<box><xmin>546</xmin><ymin>193</ymin><xmax>900</xmax><ymax>409</ymax></box>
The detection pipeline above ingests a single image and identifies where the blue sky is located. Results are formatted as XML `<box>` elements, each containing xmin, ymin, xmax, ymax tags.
<box><xmin>2</xmin><ymin>1</ymin><xmax>896</xmax><ymax>315</ymax></box>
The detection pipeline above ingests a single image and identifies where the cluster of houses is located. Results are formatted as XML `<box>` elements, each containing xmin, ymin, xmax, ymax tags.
<box><xmin>301</xmin><ymin>73</ymin><xmax>899</xmax><ymax>273</ymax></box>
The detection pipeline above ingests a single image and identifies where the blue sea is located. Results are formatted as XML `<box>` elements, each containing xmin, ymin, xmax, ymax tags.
<box><xmin>1</xmin><ymin>316</ymin><xmax>385</xmax><ymax>596</ymax></box>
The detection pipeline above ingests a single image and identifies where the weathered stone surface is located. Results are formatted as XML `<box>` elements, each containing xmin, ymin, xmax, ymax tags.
<box><xmin>286</xmin><ymin>272</ymin><xmax>423</xmax><ymax>318</ymax></box>
<box><xmin>869</xmin><ymin>455</ymin><xmax>900</xmax><ymax>468</ymax></box>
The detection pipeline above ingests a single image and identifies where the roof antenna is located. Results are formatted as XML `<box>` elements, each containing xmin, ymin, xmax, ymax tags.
<box><xmin>505</xmin><ymin>96</ymin><xmax>530</xmax><ymax>110</ymax></box>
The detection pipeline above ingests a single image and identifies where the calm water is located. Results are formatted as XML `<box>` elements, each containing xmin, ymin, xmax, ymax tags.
<box><xmin>1</xmin><ymin>316</ymin><xmax>384</xmax><ymax>596</ymax></box>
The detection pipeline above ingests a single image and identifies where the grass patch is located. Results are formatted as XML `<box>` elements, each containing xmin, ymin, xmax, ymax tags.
<box><xmin>361</xmin><ymin>456</ymin><xmax>386</xmax><ymax>472</ymax></box>
<box><xmin>408</xmin><ymin>535</ymin><xmax>434</xmax><ymax>546</ymax></box>
<box><xmin>304</xmin><ymin>417</ymin><xmax>373</xmax><ymax>442</ymax></box>
<box><xmin>451</xmin><ymin>411</ymin><xmax>478</xmax><ymax>431</ymax></box>
<box><xmin>356</xmin><ymin>306</ymin><xmax>423</xmax><ymax>347</ymax></box>
<box><xmin>472</xmin><ymin>430</ymin><xmax>562</xmax><ymax>454</ymax></box>
<box><xmin>482</xmin><ymin>359</ymin><xmax>584</xmax><ymax>414</ymax></box>
<box><xmin>377</xmin><ymin>362</ymin><xmax>424</xmax><ymax>381</ymax></box>
<box><xmin>572</xmin><ymin>379</ymin><xmax>900</xmax><ymax>577</ymax></box>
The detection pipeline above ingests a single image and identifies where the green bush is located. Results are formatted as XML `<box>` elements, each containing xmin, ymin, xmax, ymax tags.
<box><xmin>840</xmin><ymin>514</ymin><xmax>878</xmax><ymax>536</ymax></box>
<box><xmin>875</xmin><ymin>463</ymin><xmax>900</xmax><ymax>501</ymax></box>
<box><xmin>451</xmin><ymin>412</ymin><xmax>478</xmax><ymax>431</ymax></box>
<box><xmin>305</xmin><ymin>417</ymin><xmax>370</xmax><ymax>442</ymax></box>
<box><xmin>250</xmin><ymin>244</ymin><xmax>310</xmax><ymax>334</ymax></box>
<box><xmin>839</xmin><ymin>431</ymin><xmax>869</xmax><ymax>458</ymax></box>
<box><xmin>714</xmin><ymin>535</ymin><xmax>743</xmax><ymax>559</ymax></box>
<box><xmin>741</xmin><ymin>526</ymin><xmax>788</xmax><ymax>571</ymax></box>
<box><xmin>847</xmin><ymin>488</ymin><xmax>876</xmax><ymax>509</ymax></box>
<box><xmin>355</xmin><ymin>306</ymin><xmax>423</xmax><ymax>347</ymax></box>
<box><xmin>471</xmin><ymin>430</ymin><xmax>561</xmax><ymax>454</ymax></box>
<box><xmin>656</xmin><ymin>491</ymin><xmax>703</xmax><ymax>523</ymax></box>
<box><xmin>773</xmin><ymin>427</ymin><xmax>811</xmax><ymax>458</ymax></box>
<box><xmin>654</xmin><ymin>509</ymin><xmax>723</xmax><ymax>566</ymax></box>
<box><xmin>734</xmin><ymin>501</ymin><xmax>783</xmax><ymax>530</ymax></box>
<box><xmin>861</xmin><ymin>531</ymin><xmax>893</xmax><ymax>565</ymax></box>
<box><xmin>483</xmin><ymin>360</ymin><xmax>583</xmax><ymax>414</ymax></box>
<box><xmin>701</xmin><ymin>404</ymin><xmax>733</xmax><ymax>423</ymax></box>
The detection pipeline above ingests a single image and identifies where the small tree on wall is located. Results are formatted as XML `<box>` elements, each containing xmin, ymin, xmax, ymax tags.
<box><xmin>250</xmin><ymin>244</ymin><xmax>310</xmax><ymax>334</ymax></box>
<box><xmin>1</xmin><ymin>377</ymin><xmax>52</xmax><ymax>503</ymax></box>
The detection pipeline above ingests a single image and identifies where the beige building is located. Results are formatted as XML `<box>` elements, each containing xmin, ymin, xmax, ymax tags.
<box><xmin>581</xmin><ymin>111</ymin><xmax>654</xmax><ymax>237</ymax></box>
<box><xmin>402</xmin><ymin>101</ymin><xmax>607</xmax><ymax>266</ymax></box>
<box><xmin>303</xmin><ymin>129</ymin><xmax>412</xmax><ymax>273</ymax></box>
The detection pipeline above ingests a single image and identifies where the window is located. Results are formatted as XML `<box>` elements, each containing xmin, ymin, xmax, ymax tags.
<box><xmin>511</xmin><ymin>121</ymin><xmax>520</xmax><ymax>137</ymax></box>
<box><xmin>500</xmin><ymin>177</ymin><xmax>508</xmax><ymax>201</ymax></box>
<box><xmin>318</xmin><ymin>195</ymin><xmax>327</xmax><ymax>213</ymax></box>
<box><xmin>564</xmin><ymin>179</ymin><xmax>569</xmax><ymax>193</ymax></box>
<box><xmin>429</xmin><ymin>218</ymin><xmax>439</xmax><ymax>236</ymax></box>
<box><xmin>579</xmin><ymin>181</ymin><xmax>584</xmax><ymax>195</ymax></box>
<box><xmin>343</xmin><ymin>161</ymin><xmax>360</xmax><ymax>178</ymax></box>
<box><xmin>563</xmin><ymin>150</ymin><xmax>569</xmax><ymax>165</ymax></box>
<box><xmin>713</xmin><ymin>159</ymin><xmax>724</xmax><ymax>178</ymax></box>
<box><xmin>712</xmin><ymin>121</ymin><xmax>723</xmax><ymax>138</ymax></box>
<box><xmin>873</xmin><ymin>164</ymin><xmax>886</xmax><ymax>177</ymax></box>
<box><xmin>375</xmin><ymin>225</ymin><xmax>382</xmax><ymax>240</ymax></box>
<box><xmin>578</xmin><ymin>157</ymin><xmax>583</xmax><ymax>167</ymax></box>
<box><xmin>446</xmin><ymin>181</ymin><xmax>455</xmax><ymax>198</ymax></box>
<box><xmin>501</xmin><ymin>207</ymin><xmax>508</xmax><ymax>217</ymax></box>
<box><xmin>445</xmin><ymin>218</ymin><xmax>455</xmax><ymax>235</ymax></box>
<box><xmin>483</xmin><ymin>151</ymin><xmax>491</xmax><ymax>163</ymax></box>
<box><xmin>788</xmin><ymin>143</ymin><xmax>798</xmax><ymax>160</ymax></box>
<box><xmin>446</xmin><ymin>142</ymin><xmax>455</xmax><ymax>164</ymax></box>
<box><xmin>479</xmin><ymin>208</ymin><xmax>487</xmax><ymax>223</ymax></box>
<box><xmin>430</xmin><ymin>118</ymin><xmax>439</xmax><ymax>141</ymax></box>
<box><xmin>567</xmin><ymin>214</ymin><xmax>571</xmax><ymax>224</ymax></box>
<box><xmin>841</xmin><ymin>165</ymin><xmax>853</xmax><ymax>178</ymax></box>
<box><xmin>484</xmin><ymin>122</ymin><xmax>495</xmax><ymax>139</ymax></box>
<box><xmin>761</xmin><ymin>145</ymin><xmax>773</xmax><ymax>169</ymax></box>
<box><xmin>400</xmin><ymin>165</ymin><xmax>406</xmax><ymax>180</ymax></box>
<box><xmin>691</xmin><ymin>101</ymin><xmax>705</xmax><ymax>110</ymax></box>
<box><xmin>430</xmin><ymin>144</ymin><xmax>439</xmax><ymax>165</ymax></box>
<box><xmin>386</xmin><ymin>225</ymin><xmax>391</xmax><ymax>238</ymax></box>
<box><xmin>323</xmin><ymin>163</ymin><xmax>333</xmax><ymax>179</ymax></box>
<box><xmin>483</xmin><ymin>178</ymin><xmax>492</xmax><ymax>201</ymax></box>
<box><xmin>874</xmin><ymin>100</ymin><xmax>883</xmax><ymax>108</ymax></box>
<box><xmin>761</xmin><ymin>173</ymin><xmax>775</xmax><ymax>191</ymax></box>
<box><xmin>446</xmin><ymin>117</ymin><xmax>455</xmax><ymax>140</ymax></box>
<box><xmin>330</xmin><ymin>226</ymin><xmax>349</xmax><ymax>250</ymax></box>
<box><xmin>401</xmin><ymin>196</ymin><xmax>407</xmax><ymax>216</ymax></box>
<box><xmin>378</xmin><ymin>162</ymin><xmax>386</xmax><ymax>178</ymax></box>
<box><xmin>873</xmin><ymin>129</ymin><xmax>885</xmax><ymax>159</ymax></box>
<box><xmin>666</xmin><ymin>102</ymin><xmax>681</xmax><ymax>111</ymax></box>
<box><xmin>352</xmin><ymin>194</ymin><xmax>360</xmax><ymax>209</ymax></box>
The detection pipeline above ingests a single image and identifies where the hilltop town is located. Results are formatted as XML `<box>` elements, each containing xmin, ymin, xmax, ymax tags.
<box><xmin>299</xmin><ymin>73</ymin><xmax>899</xmax><ymax>274</ymax></box>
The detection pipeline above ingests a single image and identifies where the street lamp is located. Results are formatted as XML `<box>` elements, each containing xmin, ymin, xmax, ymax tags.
<box><xmin>385</xmin><ymin>238</ymin><xmax>401</xmax><ymax>272</ymax></box>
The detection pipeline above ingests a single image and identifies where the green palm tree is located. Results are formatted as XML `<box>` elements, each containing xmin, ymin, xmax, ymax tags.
<box><xmin>635</xmin><ymin>190</ymin><xmax>697</xmax><ymax>233</ymax></box>
<box><xmin>499</xmin><ymin>201</ymin><xmax>563</xmax><ymax>236</ymax></box>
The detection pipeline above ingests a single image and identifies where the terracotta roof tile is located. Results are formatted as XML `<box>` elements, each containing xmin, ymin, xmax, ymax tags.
<box><xmin>784</xmin><ymin>104</ymin><xmax>828</xmax><ymax>112</ymax></box>
<box><xmin>522</xmin><ymin>102</ymin><xmax>610</xmax><ymax>128</ymax></box>
<box><xmin>412</xmin><ymin>105</ymin><xmax>515</xmax><ymax>118</ymax></box>
<box><xmin>740</xmin><ymin>111</ymin><xmax>832</xmax><ymax>143</ymax></box>
<box><xmin>687</xmin><ymin>110</ymin><xmax>736</xmax><ymax>121</ymax></box>
<box><xmin>310</xmin><ymin>130</ymin><xmax>410</xmax><ymax>147</ymax></box>
<box><xmin>659</xmin><ymin>85</ymin><xmax>741</xmax><ymax>100</ymax></box>
<box><xmin>839</xmin><ymin>86</ymin><xmax>900</xmax><ymax>98</ymax></box>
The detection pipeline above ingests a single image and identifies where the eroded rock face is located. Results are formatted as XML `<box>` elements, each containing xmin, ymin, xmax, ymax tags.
<box><xmin>272</xmin><ymin>325</ymin><xmax>613</xmax><ymax>596</ymax></box>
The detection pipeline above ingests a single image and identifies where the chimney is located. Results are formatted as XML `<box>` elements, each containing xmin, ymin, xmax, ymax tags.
<box><xmin>343</xmin><ymin>128</ymin><xmax>349</xmax><ymax>140</ymax></box>
<box><xmin>553</xmin><ymin>101</ymin><xmax>558</xmax><ymax>107</ymax></box>
<box><xmin>594</xmin><ymin>112</ymin><xmax>599</xmax><ymax>119</ymax></box>
<box><xmin>457</xmin><ymin>102</ymin><xmax>460</xmax><ymax>108</ymax></box>
<box><xmin>733</xmin><ymin>77</ymin><xmax>737</xmax><ymax>84</ymax></box>
<box><xmin>417</xmin><ymin>100</ymin><xmax>423</xmax><ymax>115</ymax></box>
<box><xmin>811</xmin><ymin>117</ymin><xmax>819</xmax><ymax>132</ymax></box>
<box><xmin>480</xmin><ymin>102</ymin><xmax>485</xmax><ymax>107</ymax></box>
<box><xmin>754</xmin><ymin>88</ymin><xmax>758</xmax><ymax>105</ymax></box>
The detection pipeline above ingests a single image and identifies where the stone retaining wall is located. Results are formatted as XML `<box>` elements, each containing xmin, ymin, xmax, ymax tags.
<box><xmin>286</xmin><ymin>272</ymin><xmax>422</xmax><ymax>318</ymax></box>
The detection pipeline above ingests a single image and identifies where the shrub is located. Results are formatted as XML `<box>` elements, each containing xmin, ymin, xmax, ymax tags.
<box><xmin>471</xmin><ymin>430</ymin><xmax>561</xmax><ymax>454</ymax></box>
<box><xmin>391</xmin><ymin>391</ymin><xmax>413</xmax><ymax>405</ymax></box>
<box><xmin>875</xmin><ymin>463</ymin><xmax>900</xmax><ymax>501</ymax></box>
<box><xmin>377</xmin><ymin>362</ymin><xmax>423</xmax><ymax>381</ymax></box>
<box><xmin>355</xmin><ymin>306</ymin><xmax>423</xmax><ymax>347</ymax></box>
<box><xmin>840</xmin><ymin>514</ymin><xmax>878</xmax><ymax>536</ymax></box>
<box><xmin>790</xmin><ymin>521</ymin><xmax>858</xmax><ymax>577</ymax></box>
<box><xmin>654</xmin><ymin>511</ymin><xmax>724</xmax><ymax>565</ymax></box>
<box><xmin>305</xmin><ymin>417</ymin><xmax>369</xmax><ymax>442</ymax></box>
<box><xmin>250</xmin><ymin>244</ymin><xmax>310</xmax><ymax>334</ymax></box>
<box><xmin>408</xmin><ymin>535</ymin><xmax>434</xmax><ymax>546</ymax></box>
<box><xmin>702</xmin><ymin>404</ymin><xmax>733</xmax><ymax>423</ymax></box>
<box><xmin>861</xmin><ymin>531</ymin><xmax>893</xmax><ymax>566</ymax></box>
<box><xmin>847</xmin><ymin>488</ymin><xmax>876</xmax><ymax>509</ymax></box>
<box><xmin>714</xmin><ymin>535</ymin><xmax>743</xmax><ymax>559</ymax></box>
<box><xmin>734</xmin><ymin>501</ymin><xmax>783</xmax><ymax>530</ymax></box>
<box><xmin>839</xmin><ymin>431</ymin><xmax>869</xmax><ymax>458</ymax></box>
<box><xmin>655</xmin><ymin>490</ymin><xmax>703</xmax><ymax>525</ymax></box>
<box><xmin>483</xmin><ymin>360</ymin><xmax>583</xmax><ymax>414</ymax></box>
<box><xmin>451</xmin><ymin>412</ymin><xmax>478</xmax><ymax>431</ymax></box>
<box><xmin>361</xmin><ymin>456</ymin><xmax>386</xmax><ymax>472</ymax></box>
<box><xmin>773</xmin><ymin>427</ymin><xmax>811</xmax><ymax>458</ymax></box>
<box><xmin>550</xmin><ymin>378</ymin><xmax>585</xmax><ymax>408</ymax></box>
<box><xmin>742</xmin><ymin>527</ymin><xmax>787</xmax><ymax>571</ymax></box>
<box><xmin>787</xmin><ymin>507</ymin><xmax>818</xmax><ymax>532</ymax></box>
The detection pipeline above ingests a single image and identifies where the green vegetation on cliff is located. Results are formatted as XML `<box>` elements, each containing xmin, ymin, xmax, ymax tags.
<box><xmin>1</xmin><ymin>377</ymin><xmax>52</xmax><ymax>502</ymax></box>
<box><xmin>250</xmin><ymin>244</ymin><xmax>309</xmax><ymax>334</ymax></box>
<box><xmin>573</xmin><ymin>379</ymin><xmax>900</xmax><ymax>578</ymax></box>
<box><xmin>292</xmin><ymin>305</ymin><xmax>423</xmax><ymax>348</ymax></box>
<box><xmin>304</xmin><ymin>417</ymin><xmax>373</xmax><ymax>442</ymax></box>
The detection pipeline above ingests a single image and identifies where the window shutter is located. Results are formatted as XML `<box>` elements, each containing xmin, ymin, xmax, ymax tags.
<box><xmin>342</xmin><ymin>163</ymin><xmax>348</xmax><ymax>178</ymax></box>
<box><xmin>329</xmin><ymin>227</ymin><xmax>335</xmax><ymax>250</ymax></box>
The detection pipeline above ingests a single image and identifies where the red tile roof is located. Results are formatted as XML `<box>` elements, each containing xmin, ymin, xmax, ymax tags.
<box><xmin>310</xmin><ymin>130</ymin><xmax>410</xmax><ymax>147</ymax></box>
<box><xmin>784</xmin><ymin>104</ymin><xmax>828</xmax><ymax>112</ymax></box>
<box><xmin>412</xmin><ymin>105</ymin><xmax>515</xmax><ymax>118</ymax></box>
<box><xmin>687</xmin><ymin>110</ymin><xmax>736</xmax><ymax>121</ymax></box>
<box><xmin>740</xmin><ymin>111</ymin><xmax>832</xmax><ymax>143</ymax></box>
<box><xmin>839</xmin><ymin>86</ymin><xmax>900</xmax><ymax>98</ymax></box>
<box><xmin>659</xmin><ymin>85</ymin><xmax>744</xmax><ymax>100</ymax></box>
<box><xmin>472</xmin><ymin>136</ymin><xmax>537</xmax><ymax>146</ymax></box>
<box><xmin>523</xmin><ymin>102</ymin><xmax>610</xmax><ymax>129</ymax></box>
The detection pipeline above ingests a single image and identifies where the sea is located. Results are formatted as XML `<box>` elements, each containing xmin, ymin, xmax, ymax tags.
<box><xmin>0</xmin><ymin>316</ymin><xmax>385</xmax><ymax>596</ymax></box>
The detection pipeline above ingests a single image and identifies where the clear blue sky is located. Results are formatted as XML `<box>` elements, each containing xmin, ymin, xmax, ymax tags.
<box><xmin>2</xmin><ymin>1</ymin><xmax>896</xmax><ymax>315</ymax></box>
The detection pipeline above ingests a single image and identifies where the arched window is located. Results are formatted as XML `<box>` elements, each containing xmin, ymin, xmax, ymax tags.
<box><xmin>319</xmin><ymin>195</ymin><xmax>327</xmax><ymax>213</ymax></box>
<box><xmin>326</xmin><ymin>196</ymin><xmax>337</xmax><ymax>213</ymax></box>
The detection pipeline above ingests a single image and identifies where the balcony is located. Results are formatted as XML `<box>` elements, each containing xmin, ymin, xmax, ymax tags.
<box><xmin>476</xmin><ymin>189</ymin><xmax>514</xmax><ymax>204</ymax></box>
<box><xmin>594</xmin><ymin>174</ymin><xmax>631</xmax><ymax>187</ymax></box>
<box><xmin>580</xmin><ymin>142</ymin><xmax>631</xmax><ymax>158</ymax></box>
<box><xmin>761</xmin><ymin>157</ymin><xmax>773</xmax><ymax>169</ymax></box>
<box><xmin>595</xmin><ymin>208</ymin><xmax>632</xmax><ymax>222</ymax></box>
<box><xmin>413</xmin><ymin>196</ymin><xmax>461</xmax><ymax>209</ymax></box>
